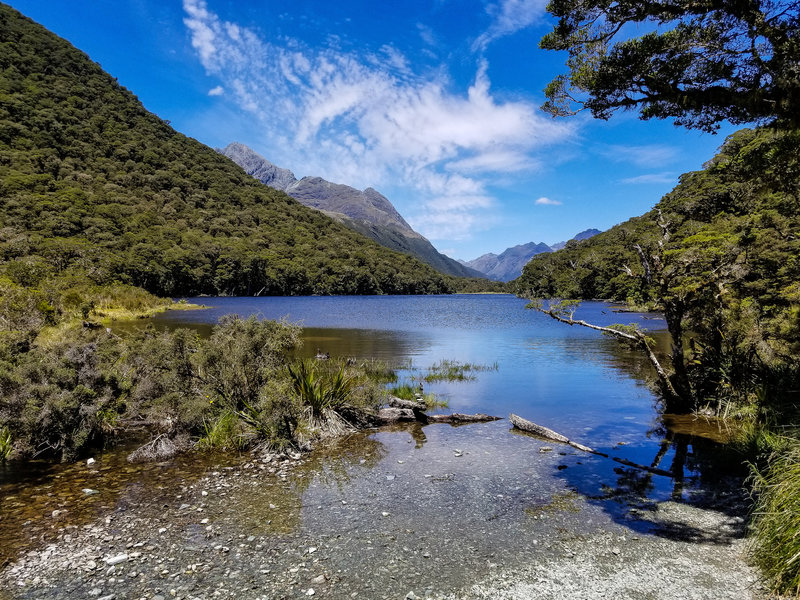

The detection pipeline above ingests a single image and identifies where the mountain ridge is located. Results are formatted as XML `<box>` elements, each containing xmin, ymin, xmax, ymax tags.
<box><xmin>0</xmin><ymin>4</ymin><xmax>456</xmax><ymax>297</ymax></box>
<box><xmin>461</xmin><ymin>229</ymin><xmax>602</xmax><ymax>281</ymax></box>
<box><xmin>219</xmin><ymin>143</ymin><xmax>483</xmax><ymax>279</ymax></box>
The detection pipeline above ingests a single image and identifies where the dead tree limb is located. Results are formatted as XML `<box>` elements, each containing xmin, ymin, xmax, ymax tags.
<box><xmin>510</xmin><ymin>413</ymin><xmax>604</xmax><ymax>455</ymax></box>
<box><xmin>533</xmin><ymin>303</ymin><xmax>680</xmax><ymax>401</ymax></box>
<box><xmin>510</xmin><ymin>413</ymin><xmax>675</xmax><ymax>478</ymax></box>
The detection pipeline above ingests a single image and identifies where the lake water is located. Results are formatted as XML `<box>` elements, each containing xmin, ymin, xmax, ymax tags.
<box><xmin>1</xmin><ymin>294</ymin><xmax>743</xmax><ymax>596</ymax></box>
<box><xmin>129</xmin><ymin>294</ymin><xmax>720</xmax><ymax>493</ymax></box>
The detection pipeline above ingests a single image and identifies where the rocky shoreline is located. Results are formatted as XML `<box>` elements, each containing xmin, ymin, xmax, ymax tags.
<box><xmin>0</xmin><ymin>423</ymin><xmax>767</xmax><ymax>600</ymax></box>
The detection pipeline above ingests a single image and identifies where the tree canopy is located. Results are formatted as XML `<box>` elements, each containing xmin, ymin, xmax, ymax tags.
<box><xmin>540</xmin><ymin>0</ymin><xmax>800</xmax><ymax>131</ymax></box>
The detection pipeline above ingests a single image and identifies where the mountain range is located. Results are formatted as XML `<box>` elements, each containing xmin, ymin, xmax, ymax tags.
<box><xmin>218</xmin><ymin>143</ymin><xmax>483</xmax><ymax>279</ymax></box>
<box><xmin>460</xmin><ymin>229</ymin><xmax>602</xmax><ymax>281</ymax></box>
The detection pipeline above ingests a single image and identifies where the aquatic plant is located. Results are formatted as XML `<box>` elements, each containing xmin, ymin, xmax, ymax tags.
<box><xmin>749</xmin><ymin>442</ymin><xmax>800</xmax><ymax>594</ymax></box>
<box><xmin>421</xmin><ymin>359</ymin><xmax>498</xmax><ymax>383</ymax></box>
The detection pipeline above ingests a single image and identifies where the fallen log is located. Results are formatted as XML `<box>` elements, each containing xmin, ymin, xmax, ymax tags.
<box><xmin>509</xmin><ymin>413</ymin><xmax>675</xmax><ymax>478</ymax></box>
<box><xmin>427</xmin><ymin>413</ymin><xmax>501</xmax><ymax>424</ymax></box>
<box><xmin>509</xmin><ymin>413</ymin><xmax>603</xmax><ymax>455</ymax></box>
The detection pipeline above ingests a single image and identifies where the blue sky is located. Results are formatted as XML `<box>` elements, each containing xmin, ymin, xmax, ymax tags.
<box><xmin>8</xmin><ymin>0</ymin><xmax>737</xmax><ymax>260</ymax></box>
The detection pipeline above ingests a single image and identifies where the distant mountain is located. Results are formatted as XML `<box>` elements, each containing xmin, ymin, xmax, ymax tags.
<box><xmin>550</xmin><ymin>228</ymin><xmax>602</xmax><ymax>251</ymax></box>
<box><xmin>219</xmin><ymin>143</ymin><xmax>483</xmax><ymax>279</ymax></box>
<box><xmin>462</xmin><ymin>229</ymin><xmax>602</xmax><ymax>281</ymax></box>
<box><xmin>461</xmin><ymin>242</ymin><xmax>553</xmax><ymax>282</ymax></box>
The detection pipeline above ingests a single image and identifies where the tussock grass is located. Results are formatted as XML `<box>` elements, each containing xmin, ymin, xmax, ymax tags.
<box><xmin>749</xmin><ymin>441</ymin><xmax>800</xmax><ymax>595</ymax></box>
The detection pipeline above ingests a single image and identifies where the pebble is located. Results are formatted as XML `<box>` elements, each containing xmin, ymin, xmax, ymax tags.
<box><xmin>104</xmin><ymin>554</ymin><xmax>128</xmax><ymax>566</ymax></box>
<box><xmin>82</xmin><ymin>488</ymin><xmax>100</xmax><ymax>495</ymax></box>
<box><xmin>87</xmin><ymin>457</ymin><xmax>96</xmax><ymax>465</ymax></box>
<box><xmin>305</xmin><ymin>589</ymin><xmax>315</xmax><ymax>596</ymax></box>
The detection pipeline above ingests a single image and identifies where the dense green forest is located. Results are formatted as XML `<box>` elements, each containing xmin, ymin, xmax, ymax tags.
<box><xmin>0</xmin><ymin>5</ymin><xmax>460</xmax><ymax>299</ymax></box>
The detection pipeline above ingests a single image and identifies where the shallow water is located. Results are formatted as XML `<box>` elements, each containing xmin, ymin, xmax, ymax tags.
<box><xmin>1</xmin><ymin>295</ymin><xmax>742</xmax><ymax>576</ymax></box>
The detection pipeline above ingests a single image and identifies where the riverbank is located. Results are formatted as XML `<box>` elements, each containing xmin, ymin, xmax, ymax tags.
<box><xmin>0</xmin><ymin>422</ymin><xmax>765</xmax><ymax>600</ymax></box>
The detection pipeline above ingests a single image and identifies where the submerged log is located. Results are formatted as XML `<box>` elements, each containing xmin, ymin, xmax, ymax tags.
<box><xmin>510</xmin><ymin>413</ymin><xmax>676</xmax><ymax>478</ymax></box>
<box><xmin>427</xmin><ymin>413</ymin><xmax>501</xmax><ymax>424</ymax></box>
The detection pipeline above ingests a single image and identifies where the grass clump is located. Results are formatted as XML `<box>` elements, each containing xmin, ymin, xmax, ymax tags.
<box><xmin>421</xmin><ymin>359</ymin><xmax>498</xmax><ymax>383</ymax></box>
<box><xmin>0</xmin><ymin>426</ymin><xmax>12</xmax><ymax>461</ymax></box>
<box><xmin>749</xmin><ymin>442</ymin><xmax>800</xmax><ymax>594</ymax></box>
<box><xmin>196</xmin><ymin>411</ymin><xmax>250</xmax><ymax>451</ymax></box>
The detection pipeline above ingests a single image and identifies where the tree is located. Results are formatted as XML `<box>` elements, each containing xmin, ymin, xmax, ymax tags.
<box><xmin>540</xmin><ymin>0</ymin><xmax>800</xmax><ymax>131</ymax></box>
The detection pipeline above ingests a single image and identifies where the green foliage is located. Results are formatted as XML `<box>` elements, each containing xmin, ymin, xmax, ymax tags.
<box><xmin>197</xmin><ymin>315</ymin><xmax>299</xmax><ymax>419</ymax></box>
<box><xmin>196</xmin><ymin>411</ymin><xmax>249</xmax><ymax>451</ymax></box>
<box><xmin>389</xmin><ymin>384</ymin><xmax>443</xmax><ymax>409</ymax></box>
<box><xmin>287</xmin><ymin>360</ymin><xmax>355</xmax><ymax>418</ymax></box>
<box><xmin>749</xmin><ymin>443</ymin><xmax>800</xmax><ymax>594</ymax></box>
<box><xmin>0</xmin><ymin>4</ymin><xmax>456</xmax><ymax>298</ymax></box>
<box><xmin>0</xmin><ymin>426</ymin><xmax>12</xmax><ymax>461</ymax></box>
<box><xmin>516</xmin><ymin>127</ymin><xmax>800</xmax><ymax>416</ymax></box>
<box><xmin>0</xmin><ymin>325</ymin><xmax>127</xmax><ymax>461</ymax></box>
<box><xmin>540</xmin><ymin>0</ymin><xmax>800</xmax><ymax>131</ymax></box>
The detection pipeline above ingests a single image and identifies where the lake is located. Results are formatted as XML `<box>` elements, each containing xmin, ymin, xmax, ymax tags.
<box><xmin>124</xmin><ymin>293</ymin><xmax>717</xmax><ymax>497</ymax></box>
<box><xmin>1</xmin><ymin>294</ymin><xmax>749</xmax><ymax>598</ymax></box>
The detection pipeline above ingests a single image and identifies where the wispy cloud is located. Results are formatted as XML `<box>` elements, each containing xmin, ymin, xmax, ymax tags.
<box><xmin>535</xmin><ymin>196</ymin><xmax>561</xmax><ymax>206</ymax></box>
<box><xmin>207</xmin><ymin>85</ymin><xmax>225</xmax><ymax>96</ymax></box>
<box><xmin>473</xmin><ymin>0</ymin><xmax>548</xmax><ymax>51</ymax></box>
<box><xmin>182</xmin><ymin>0</ymin><xmax>572</xmax><ymax>241</ymax></box>
<box><xmin>620</xmin><ymin>172</ymin><xmax>677</xmax><ymax>185</ymax></box>
<box><xmin>597</xmin><ymin>144</ymin><xmax>680</xmax><ymax>168</ymax></box>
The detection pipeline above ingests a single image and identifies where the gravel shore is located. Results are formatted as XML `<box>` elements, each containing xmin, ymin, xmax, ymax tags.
<box><xmin>0</xmin><ymin>424</ymin><xmax>766</xmax><ymax>600</ymax></box>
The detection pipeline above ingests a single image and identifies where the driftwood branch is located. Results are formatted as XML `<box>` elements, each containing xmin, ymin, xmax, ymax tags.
<box><xmin>376</xmin><ymin>408</ymin><xmax>501</xmax><ymax>425</ymax></box>
<box><xmin>510</xmin><ymin>413</ymin><xmax>674</xmax><ymax>478</ymax></box>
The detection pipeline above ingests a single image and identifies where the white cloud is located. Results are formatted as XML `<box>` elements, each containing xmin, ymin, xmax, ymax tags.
<box><xmin>182</xmin><ymin>0</ymin><xmax>573</xmax><ymax>241</ymax></box>
<box><xmin>207</xmin><ymin>85</ymin><xmax>225</xmax><ymax>96</ymax></box>
<box><xmin>620</xmin><ymin>172</ymin><xmax>677</xmax><ymax>185</ymax></box>
<box><xmin>598</xmin><ymin>144</ymin><xmax>680</xmax><ymax>168</ymax></box>
<box><xmin>535</xmin><ymin>196</ymin><xmax>561</xmax><ymax>206</ymax></box>
<box><xmin>473</xmin><ymin>0</ymin><xmax>548</xmax><ymax>51</ymax></box>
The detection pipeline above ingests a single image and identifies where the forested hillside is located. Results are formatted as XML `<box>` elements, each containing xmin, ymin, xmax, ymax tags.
<box><xmin>516</xmin><ymin>127</ymin><xmax>800</xmax><ymax>413</ymax></box>
<box><xmin>0</xmin><ymin>5</ymin><xmax>454</xmax><ymax>297</ymax></box>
